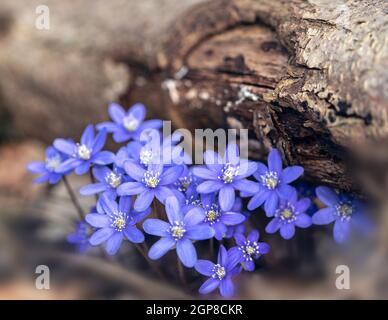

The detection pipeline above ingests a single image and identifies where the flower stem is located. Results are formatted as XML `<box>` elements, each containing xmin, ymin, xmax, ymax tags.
<box><xmin>62</xmin><ymin>176</ymin><xmax>85</xmax><ymax>220</ymax></box>
<box><xmin>210</xmin><ymin>237</ymin><xmax>215</xmax><ymax>259</ymax></box>
<box><xmin>89</xmin><ymin>169</ymin><xmax>98</xmax><ymax>202</ymax></box>
<box><xmin>177</xmin><ymin>257</ymin><xmax>186</xmax><ymax>286</ymax></box>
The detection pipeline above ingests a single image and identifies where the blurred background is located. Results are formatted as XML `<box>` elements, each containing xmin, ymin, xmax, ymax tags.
<box><xmin>0</xmin><ymin>0</ymin><xmax>387</xmax><ymax>299</ymax></box>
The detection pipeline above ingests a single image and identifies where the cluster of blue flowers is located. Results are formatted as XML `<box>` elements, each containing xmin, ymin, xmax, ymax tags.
<box><xmin>28</xmin><ymin>103</ymin><xmax>372</xmax><ymax>298</ymax></box>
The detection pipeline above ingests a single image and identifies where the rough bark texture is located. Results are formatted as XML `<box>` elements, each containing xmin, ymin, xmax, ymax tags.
<box><xmin>0</xmin><ymin>0</ymin><xmax>387</xmax><ymax>192</ymax></box>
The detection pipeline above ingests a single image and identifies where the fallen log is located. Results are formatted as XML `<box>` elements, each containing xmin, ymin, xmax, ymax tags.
<box><xmin>0</xmin><ymin>0</ymin><xmax>387</xmax><ymax>192</ymax></box>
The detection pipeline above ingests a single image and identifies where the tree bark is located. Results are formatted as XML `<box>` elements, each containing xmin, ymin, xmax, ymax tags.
<box><xmin>0</xmin><ymin>0</ymin><xmax>387</xmax><ymax>192</ymax></box>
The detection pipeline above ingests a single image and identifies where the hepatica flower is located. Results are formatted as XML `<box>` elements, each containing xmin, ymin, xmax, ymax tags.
<box><xmin>80</xmin><ymin>165</ymin><xmax>129</xmax><ymax>198</ymax></box>
<box><xmin>265</xmin><ymin>192</ymin><xmax>312</xmax><ymax>239</ymax></box>
<box><xmin>248</xmin><ymin>148</ymin><xmax>303</xmax><ymax>217</ymax></box>
<box><xmin>193</xmin><ymin>143</ymin><xmax>258</xmax><ymax>211</ymax></box>
<box><xmin>229</xmin><ymin>230</ymin><xmax>269</xmax><ymax>271</ymax></box>
<box><xmin>197</xmin><ymin>194</ymin><xmax>246</xmax><ymax>240</ymax></box>
<box><xmin>195</xmin><ymin>245</ymin><xmax>241</xmax><ymax>297</ymax></box>
<box><xmin>97</xmin><ymin>103</ymin><xmax>162</xmax><ymax>143</ymax></box>
<box><xmin>86</xmin><ymin>195</ymin><xmax>148</xmax><ymax>255</ymax></box>
<box><xmin>67</xmin><ymin>221</ymin><xmax>92</xmax><ymax>254</ymax></box>
<box><xmin>143</xmin><ymin>196</ymin><xmax>214</xmax><ymax>267</ymax></box>
<box><xmin>117</xmin><ymin>162</ymin><xmax>183</xmax><ymax>211</ymax></box>
<box><xmin>54</xmin><ymin>125</ymin><xmax>115</xmax><ymax>175</ymax></box>
<box><xmin>312</xmin><ymin>186</ymin><xmax>372</xmax><ymax>244</ymax></box>
<box><xmin>27</xmin><ymin>146</ymin><xmax>68</xmax><ymax>184</ymax></box>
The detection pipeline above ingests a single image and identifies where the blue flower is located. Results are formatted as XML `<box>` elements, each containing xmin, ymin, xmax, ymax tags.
<box><xmin>54</xmin><ymin>125</ymin><xmax>115</xmax><ymax>175</ymax></box>
<box><xmin>265</xmin><ymin>192</ymin><xmax>312</xmax><ymax>239</ymax></box>
<box><xmin>195</xmin><ymin>245</ymin><xmax>242</xmax><ymax>297</ymax></box>
<box><xmin>115</xmin><ymin>133</ymin><xmax>191</xmax><ymax>169</ymax></box>
<box><xmin>193</xmin><ymin>143</ymin><xmax>259</xmax><ymax>211</ymax></box>
<box><xmin>247</xmin><ymin>148</ymin><xmax>304</xmax><ymax>216</ymax></box>
<box><xmin>312</xmin><ymin>186</ymin><xmax>372</xmax><ymax>244</ymax></box>
<box><xmin>80</xmin><ymin>166</ymin><xmax>130</xmax><ymax>198</ymax></box>
<box><xmin>67</xmin><ymin>221</ymin><xmax>92</xmax><ymax>254</ymax></box>
<box><xmin>27</xmin><ymin>146</ymin><xmax>69</xmax><ymax>184</ymax></box>
<box><xmin>195</xmin><ymin>194</ymin><xmax>246</xmax><ymax>240</ymax></box>
<box><xmin>228</xmin><ymin>230</ymin><xmax>269</xmax><ymax>272</ymax></box>
<box><xmin>86</xmin><ymin>195</ymin><xmax>149</xmax><ymax>255</ymax></box>
<box><xmin>143</xmin><ymin>196</ymin><xmax>214</xmax><ymax>267</ymax></box>
<box><xmin>117</xmin><ymin>162</ymin><xmax>183</xmax><ymax>211</ymax></box>
<box><xmin>97</xmin><ymin>103</ymin><xmax>162</xmax><ymax>143</ymax></box>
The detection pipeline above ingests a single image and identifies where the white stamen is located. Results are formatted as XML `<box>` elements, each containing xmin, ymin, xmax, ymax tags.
<box><xmin>123</xmin><ymin>115</ymin><xmax>140</xmax><ymax>132</ymax></box>
<box><xmin>77</xmin><ymin>144</ymin><xmax>92</xmax><ymax>160</ymax></box>
<box><xmin>261</xmin><ymin>171</ymin><xmax>279</xmax><ymax>190</ymax></box>
<box><xmin>212</xmin><ymin>264</ymin><xmax>226</xmax><ymax>280</ymax></box>
<box><xmin>106</xmin><ymin>172</ymin><xmax>122</xmax><ymax>188</ymax></box>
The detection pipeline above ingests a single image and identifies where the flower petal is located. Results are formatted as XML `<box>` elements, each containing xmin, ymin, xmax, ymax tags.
<box><xmin>105</xmin><ymin>232</ymin><xmax>123</xmax><ymax>255</ymax></box>
<box><xmin>155</xmin><ymin>186</ymin><xmax>174</xmax><ymax>203</ymax></box>
<box><xmin>197</xmin><ymin>181</ymin><xmax>223</xmax><ymax>194</ymax></box>
<box><xmin>316</xmin><ymin>186</ymin><xmax>339</xmax><ymax>206</ymax></box>
<box><xmin>100</xmin><ymin>193</ymin><xmax>118</xmax><ymax>216</ymax></box>
<box><xmin>236</xmin><ymin>161</ymin><xmax>258</xmax><ymax>179</ymax></box>
<box><xmin>295</xmin><ymin>198</ymin><xmax>311</xmax><ymax>213</ymax></box>
<box><xmin>92</xmin><ymin>151</ymin><xmax>115</xmax><ymax>165</ymax></box>
<box><xmin>247</xmin><ymin>189</ymin><xmax>269</xmax><ymax>211</ymax></box>
<box><xmin>277</xmin><ymin>184</ymin><xmax>297</xmax><ymax>200</ymax></box>
<box><xmin>81</xmin><ymin>124</ymin><xmax>95</xmax><ymax>148</ymax></box>
<box><xmin>92</xmin><ymin>166</ymin><xmax>111</xmax><ymax>182</ymax></box>
<box><xmin>27</xmin><ymin>162</ymin><xmax>46</xmax><ymax>173</ymax></box>
<box><xmin>128</xmin><ymin>103</ymin><xmax>146</xmax><ymax>122</ymax></box>
<box><xmin>93</xmin><ymin>128</ymin><xmax>107</xmax><ymax>152</ymax></box>
<box><xmin>204</xmin><ymin>150</ymin><xmax>222</xmax><ymax>166</ymax></box>
<box><xmin>108</xmin><ymin>102</ymin><xmax>126</xmax><ymax>124</ymax></box>
<box><xmin>281</xmin><ymin>166</ymin><xmax>304</xmax><ymax>184</ymax></box>
<box><xmin>333</xmin><ymin>220</ymin><xmax>350</xmax><ymax>244</ymax></box>
<box><xmin>85</xmin><ymin>213</ymin><xmax>110</xmax><ymax>228</ymax></box>
<box><xmin>89</xmin><ymin>227</ymin><xmax>115</xmax><ymax>245</ymax></box>
<box><xmin>165</xmin><ymin>196</ymin><xmax>183</xmax><ymax>223</ymax></box>
<box><xmin>223</xmin><ymin>143</ymin><xmax>239</xmax><ymax>165</ymax></box>
<box><xmin>268</xmin><ymin>148</ymin><xmax>282</xmax><ymax>173</ymax></box>
<box><xmin>265</xmin><ymin>218</ymin><xmax>281</xmax><ymax>233</ymax></box>
<box><xmin>176</xmin><ymin>238</ymin><xmax>197</xmax><ymax>267</ymax></box>
<box><xmin>199</xmin><ymin>278</ymin><xmax>220</xmax><ymax>295</ymax></box>
<box><xmin>80</xmin><ymin>183</ymin><xmax>106</xmax><ymax>196</ymax></box>
<box><xmin>117</xmin><ymin>182</ymin><xmax>145</xmax><ymax>196</ymax></box>
<box><xmin>219</xmin><ymin>185</ymin><xmax>235</xmax><ymax>211</ymax></box>
<box><xmin>160</xmin><ymin>165</ymin><xmax>184</xmax><ymax>185</ymax></box>
<box><xmin>195</xmin><ymin>260</ymin><xmax>215</xmax><ymax>276</ymax></box>
<box><xmin>123</xmin><ymin>225</ymin><xmax>144</xmax><ymax>243</ymax></box>
<box><xmin>219</xmin><ymin>278</ymin><xmax>234</xmax><ymax>297</ymax></box>
<box><xmin>248</xmin><ymin>229</ymin><xmax>259</xmax><ymax>242</ymax></box>
<box><xmin>185</xmin><ymin>225</ymin><xmax>214</xmax><ymax>240</ymax></box>
<box><xmin>134</xmin><ymin>190</ymin><xmax>155</xmax><ymax>211</ymax></box>
<box><xmin>312</xmin><ymin>208</ymin><xmax>336</xmax><ymax>225</ymax></box>
<box><xmin>143</xmin><ymin>219</ymin><xmax>170</xmax><ymax>237</ymax></box>
<box><xmin>192</xmin><ymin>166</ymin><xmax>218</xmax><ymax>180</ymax></box>
<box><xmin>280</xmin><ymin>224</ymin><xmax>295</xmax><ymax>239</ymax></box>
<box><xmin>218</xmin><ymin>245</ymin><xmax>228</xmax><ymax>266</ymax></box>
<box><xmin>295</xmin><ymin>213</ymin><xmax>312</xmax><ymax>228</ymax></box>
<box><xmin>183</xmin><ymin>207</ymin><xmax>206</xmax><ymax>226</ymax></box>
<box><xmin>233</xmin><ymin>179</ymin><xmax>260</xmax><ymax>193</ymax></box>
<box><xmin>148</xmin><ymin>237</ymin><xmax>175</xmax><ymax>260</ymax></box>
<box><xmin>221</xmin><ymin>212</ymin><xmax>246</xmax><ymax>226</ymax></box>
<box><xmin>264</xmin><ymin>192</ymin><xmax>278</xmax><ymax>217</ymax></box>
<box><xmin>53</xmin><ymin>139</ymin><xmax>76</xmax><ymax>156</ymax></box>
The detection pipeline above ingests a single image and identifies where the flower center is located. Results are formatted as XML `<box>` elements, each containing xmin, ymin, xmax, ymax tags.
<box><xmin>169</xmin><ymin>222</ymin><xmax>186</xmax><ymax>240</ymax></box>
<box><xmin>106</xmin><ymin>172</ymin><xmax>122</xmax><ymax>188</ymax></box>
<box><xmin>336</xmin><ymin>203</ymin><xmax>353</xmax><ymax>221</ymax></box>
<box><xmin>176</xmin><ymin>176</ymin><xmax>192</xmax><ymax>192</ymax></box>
<box><xmin>212</xmin><ymin>264</ymin><xmax>226</xmax><ymax>280</ymax></box>
<box><xmin>140</xmin><ymin>149</ymin><xmax>153</xmax><ymax>166</ymax></box>
<box><xmin>204</xmin><ymin>204</ymin><xmax>220</xmax><ymax>224</ymax></box>
<box><xmin>276</xmin><ymin>203</ymin><xmax>296</xmax><ymax>223</ymax></box>
<box><xmin>111</xmin><ymin>212</ymin><xmax>127</xmax><ymax>231</ymax></box>
<box><xmin>221</xmin><ymin>163</ymin><xmax>239</xmax><ymax>183</ymax></box>
<box><xmin>45</xmin><ymin>155</ymin><xmax>61</xmax><ymax>171</ymax></box>
<box><xmin>123</xmin><ymin>115</ymin><xmax>140</xmax><ymax>132</ymax></box>
<box><xmin>77</xmin><ymin>144</ymin><xmax>92</xmax><ymax>160</ymax></box>
<box><xmin>261</xmin><ymin>171</ymin><xmax>279</xmax><ymax>190</ymax></box>
<box><xmin>143</xmin><ymin>171</ymin><xmax>160</xmax><ymax>188</ymax></box>
<box><xmin>239</xmin><ymin>241</ymin><xmax>260</xmax><ymax>261</ymax></box>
